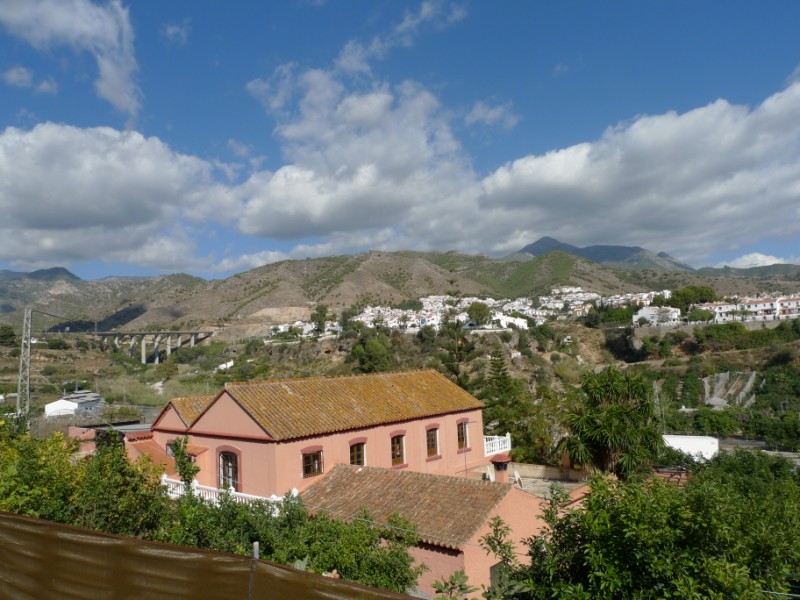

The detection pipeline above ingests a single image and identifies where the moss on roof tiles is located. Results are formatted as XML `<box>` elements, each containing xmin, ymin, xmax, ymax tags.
<box><xmin>223</xmin><ymin>369</ymin><xmax>484</xmax><ymax>441</ymax></box>
<box><xmin>303</xmin><ymin>464</ymin><xmax>512</xmax><ymax>550</ymax></box>
<box><xmin>170</xmin><ymin>394</ymin><xmax>216</xmax><ymax>427</ymax></box>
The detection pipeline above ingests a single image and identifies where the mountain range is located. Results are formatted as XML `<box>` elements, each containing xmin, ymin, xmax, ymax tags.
<box><xmin>515</xmin><ymin>237</ymin><xmax>695</xmax><ymax>271</ymax></box>
<box><xmin>1</xmin><ymin>239</ymin><xmax>799</xmax><ymax>336</ymax></box>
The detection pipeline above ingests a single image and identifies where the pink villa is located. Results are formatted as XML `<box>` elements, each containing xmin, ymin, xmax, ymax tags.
<box><xmin>141</xmin><ymin>369</ymin><xmax>512</xmax><ymax>498</ymax></box>
<box><xmin>126</xmin><ymin>369</ymin><xmax>569</xmax><ymax>594</ymax></box>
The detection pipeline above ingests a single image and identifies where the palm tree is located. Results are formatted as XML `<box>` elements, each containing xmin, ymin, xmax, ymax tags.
<box><xmin>559</xmin><ymin>367</ymin><xmax>665</xmax><ymax>481</ymax></box>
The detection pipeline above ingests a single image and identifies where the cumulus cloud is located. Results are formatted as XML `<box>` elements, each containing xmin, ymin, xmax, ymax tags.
<box><xmin>237</xmin><ymin>72</ymin><xmax>478</xmax><ymax>246</ymax></box>
<box><xmin>465</xmin><ymin>101</ymin><xmax>520</xmax><ymax>130</ymax></box>
<box><xmin>0</xmin><ymin>0</ymin><xmax>140</xmax><ymax>117</ymax></box>
<box><xmin>718</xmin><ymin>253</ymin><xmax>800</xmax><ymax>269</ymax></box>
<box><xmin>0</xmin><ymin>123</ymin><xmax>235</xmax><ymax>270</ymax></box>
<box><xmin>212</xmin><ymin>250</ymin><xmax>289</xmax><ymax>274</ymax></box>
<box><xmin>479</xmin><ymin>81</ymin><xmax>800</xmax><ymax>264</ymax></box>
<box><xmin>238</xmin><ymin>7</ymin><xmax>800</xmax><ymax>271</ymax></box>
<box><xmin>2</xmin><ymin>66</ymin><xmax>58</xmax><ymax>94</ymax></box>
<box><xmin>35</xmin><ymin>77</ymin><xmax>58</xmax><ymax>94</ymax></box>
<box><xmin>246</xmin><ymin>62</ymin><xmax>298</xmax><ymax>114</ymax></box>
<box><xmin>2</xmin><ymin>66</ymin><xmax>33</xmax><ymax>87</ymax></box>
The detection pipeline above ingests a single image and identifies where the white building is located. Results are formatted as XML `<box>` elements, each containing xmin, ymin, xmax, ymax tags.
<box><xmin>663</xmin><ymin>435</ymin><xmax>719</xmax><ymax>461</ymax></box>
<box><xmin>633</xmin><ymin>306</ymin><xmax>682</xmax><ymax>327</ymax></box>
<box><xmin>44</xmin><ymin>390</ymin><xmax>104</xmax><ymax>418</ymax></box>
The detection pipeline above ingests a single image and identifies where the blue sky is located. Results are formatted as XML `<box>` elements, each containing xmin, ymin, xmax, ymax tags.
<box><xmin>1</xmin><ymin>1</ymin><xmax>800</xmax><ymax>280</ymax></box>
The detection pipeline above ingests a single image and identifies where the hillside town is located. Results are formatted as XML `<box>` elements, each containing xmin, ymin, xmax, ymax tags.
<box><xmin>267</xmin><ymin>286</ymin><xmax>800</xmax><ymax>338</ymax></box>
<box><xmin>269</xmin><ymin>287</ymin><xmax>673</xmax><ymax>337</ymax></box>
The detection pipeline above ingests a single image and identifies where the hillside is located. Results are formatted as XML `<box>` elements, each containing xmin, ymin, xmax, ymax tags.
<box><xmin>3</xmin><ymin>250</ymin><xmax>800</xmax><ymax>335</ymax></box>
<box><xmin>517</xmin><ymin>236</ymin><xmax>694</xmax><ymax>271</ymax></box>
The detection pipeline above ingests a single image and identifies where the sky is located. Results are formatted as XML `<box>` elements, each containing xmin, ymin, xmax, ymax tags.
<box><xmin>1</xmin><ymin>1</ymin><xmax>800</xmax><ymax>281</ymax></box>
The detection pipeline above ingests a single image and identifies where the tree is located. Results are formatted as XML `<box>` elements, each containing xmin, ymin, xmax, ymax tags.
<box><xmin>433</xmin><ymin>570</ymin><xmax>478</xmax><ymax>598</ymax></box>
<box><xmin>435</xmin><ymin>312</ymin><xmax>478</xmax><ymax>390</ymax></box>
<box><xmin>482</xmin><ymin>349</ymin><xmax>527</xmax><ymax>433</ymax></box>
<box><xmin>311</xmin><ymin>304</ymin><xmax>328</xmax><ymax>335</ymax></box>
<box><xmin>559</xmin><ymin>367</ymin><xmax>665</xmax><ymax>481</ymax></box>
<box><xmin>0</xmin><ymin>323</ymin><xmax>16</xmax><ymax>346</ymax></box>
<box><xmin>350</xmin><ymin>331</ymin><xmax>391</xmax><ymax>373</ymax></box>
<box><xmin>667</xmin><ymin>285</ymin><xmax>717</xmax><ymax>314</ymax></box>
<box><xmin>73</xmin><ymin>432</ymin><xmax>169</xmax><ymax>537</ymax></box>
<box><xmin>172</xmin><ymin>436</ymin><xmax>200</xmax><ymax>487</ymax></box>
<box><xmin>47</xmin><ymin>337</ymin><xmax>69</xmax><ymax>350</ymax></box>
<box><xmin>688</xmin><ymin>308</ymin><xmax>714</xmax><ymax>323</ymax></box>
<box><xmin>466</xmin><ymin>301</ymin><xmax>491</xmax><ymax>327</ymax></box>
<box><xmin>487</xmin><ymin>450</ymin><xmax>800</xmax><ymax>599</ymax></box>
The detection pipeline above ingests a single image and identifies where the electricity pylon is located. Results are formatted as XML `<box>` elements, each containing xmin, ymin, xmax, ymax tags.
<box><xmin>16</xmin><ymin>307</ymin><xmax>32</xmax><ymax>420</ymax></box>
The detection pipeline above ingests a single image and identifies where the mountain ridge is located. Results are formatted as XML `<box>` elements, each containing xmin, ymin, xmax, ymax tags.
<box><xmin>2</xmin><ymin>250</ymin><xmax>800</xmax><ymax>335</ymax></box>
<box><xmin>517</xmin><ymin>236</ymin><xmax>694</xmax><ymax>272</ymax></box>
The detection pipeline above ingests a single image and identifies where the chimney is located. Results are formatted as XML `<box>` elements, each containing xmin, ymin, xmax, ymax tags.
<box><xmin>490</xmin><ymin>453</ymin><xmax>512</xmax><ymax>484</ymax></box>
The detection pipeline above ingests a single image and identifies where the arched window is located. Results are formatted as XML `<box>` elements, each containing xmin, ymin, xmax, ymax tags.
<box><xmin>219</xmin><ymin>451</ymin><xmax>239</xmax><ymax>490</ymax></box>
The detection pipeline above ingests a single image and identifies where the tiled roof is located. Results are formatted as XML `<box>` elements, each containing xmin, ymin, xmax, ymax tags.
<box><xmin>128</xmin><ymin>439</ymin><xmax>176</xmax><ymax>476</ymax></box>
<box><xmin>302</xmin><ymin>464</ymin><xmax>512</xmax><ymax>550</ymax></box>
<box><xmin>224</xmin><ymin>369</ymin><xmax>484</xmax><ymax>441</ymax></box>
<box><xmin>170</xmin><ymin>394</ymin><xmax>216</xmax><ymax>427</ymax></box>
<box><xmin>125</xmin><ymin>430</ymin><xmax>153</xmax><ymax>442</ymax></box>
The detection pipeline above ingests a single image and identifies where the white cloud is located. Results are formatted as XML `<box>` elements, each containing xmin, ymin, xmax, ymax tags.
<box><xmin>246</xmin><ymin>62</ymin><xmax>297</xmax><ymax>114</ymax></box>
<box><xmin>479</xmin><ymin>80</ymin><xmax>800</xmax><ymax>265</ymax></box>
<box><xmin>0</xmin><ymin>123</ymin><xmax>235</xmax><ymax>270</ymax></box>
<box><xmin>239</xmin><ymin>16</ymin><xmax>800</xmax><ymax>271</ymax></box>
<box><xmin>238</xmin><ymin>74</ymin><xmax>477</xmax><ymax>245</ymax></box>
<box><xmin>35</xmin><ymin>77</ymin><xmax>58</xmax><ymax>94</ymax></box>
<box><xmin>2</xmin><ymin>66</ymin><xmax>33</xmax><ymax>87</ymax></box>
<box><xmin>0</xmin><ymin>0</ymin><xmax>140</xmax><ymax>117</ymax></box>
<box><xmin>334</xmin><ymin>0</ymin><xmax>463</xmax><ymax>74</ymax></box>
<box><xmin>2</xmin><ymin>66</ymin><xmax>58</xmax><ymax>94</ymax></box>
<box><xmin>212</xmin><ymin>250</ymin><xmax>289</xmax><ymax>274</ymax></box>
<box><xmin>718</xmin><ymin>253</ymin><xmax>800</xmax><ymax>269</ymax></box>
<box><xmin>553</xmin><ymin>63</ymin><xmax>569</xmax><ymax>77</ymax></box>
<box><xmin>465</xmin><ymin>101</ymin><xmax>520</xmax><ymax>130</ymax></box>
<box><xmin>162</xmin><ymin>19</ymin><xmax>190</xmax><ymax>45</ymax></box>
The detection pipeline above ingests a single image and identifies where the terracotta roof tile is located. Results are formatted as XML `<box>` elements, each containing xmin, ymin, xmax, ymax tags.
<box><xmin>125</xmin><ymin>430</ymin><xmax>153</xmax><ymax>442</ymax></box>
<box><xmin>128</xmin><ymin>439</ymin><xmax>176</xmax><ymax>476</ymax></box>
<box><xmin>170</xmin><ymin>394</ymin><xmax>216</xmax><ymax>427</ymax></box>
<box><xmin>224</xmin><ymin>370</ymin><xmax>484</xmax><ymax>441</ymax></box>
<box><xmin>302</xmin><ymin>464</ymin><xmax>512</xmax><ymax>550</ymax></box>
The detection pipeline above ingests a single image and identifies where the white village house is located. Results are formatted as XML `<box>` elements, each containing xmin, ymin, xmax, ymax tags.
<box><xmin>44</xmin><ymin>390</ymin><xmax>104</xmax><ymax>418</ymax></box>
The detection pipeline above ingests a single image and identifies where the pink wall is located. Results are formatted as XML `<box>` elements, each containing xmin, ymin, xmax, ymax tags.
<box><xmin>462</xmin><ymin>487</ymin><xmax>545</xmax><ymax>591</ymax></box>
<box><xmin>191</xmin><ymin>393</ymin><xmax>269</xmax><ymax>440</ymax></box>
<box><xmin>151</xmin><ymin>392</ymin><xmax>490</xmax><ymax>498</ymax></box>
<box><xmin>409</xmin><ymin>543</ymin><xmax>464</xmax><ymax>597</ymax></box>
<box><xmin>272</xmin><ymin>408</ymin><xmax>487</xmax><ymax>495</ymax></box>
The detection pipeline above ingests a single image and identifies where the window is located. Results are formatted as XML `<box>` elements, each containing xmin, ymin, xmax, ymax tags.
<box><xmin>426</xmin><ymin>428</ymin><xmax>438</xmax><ymax>457</ymax></box>
<box><xmin>391</xmin><ymin>435</ymin><xmax>405</xmax><ymax>466</ymax></box>
<box><xmin>350</xmin><ymin>442</ymin><xmax>365</xmax><ymax>466</ymax></box>
<box><xmin>457</xmin><ymin>422</ymin><xmax>469</xmax><ymax>450</ymax></box>
<box><xmin>302</xmin><ymin>450</ymin><xmax>324</xmax><ymax>478</ymax></box>
<box><xmin>219</xmin><ymin>451</ymin><xmax>239</xmax><ymax>490</ymax></box>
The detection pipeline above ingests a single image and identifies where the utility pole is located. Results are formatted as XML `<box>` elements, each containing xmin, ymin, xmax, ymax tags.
<box><xmin>17</xmin><ymin>307</ymin><xmax>32</xmax><ymax>422</ymax></box>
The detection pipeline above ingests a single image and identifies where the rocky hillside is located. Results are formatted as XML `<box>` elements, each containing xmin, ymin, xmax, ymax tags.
<box><xmin>3</xmin><ymin>250</ymin><xmax>800</xmax><ymax>335</ymax></box>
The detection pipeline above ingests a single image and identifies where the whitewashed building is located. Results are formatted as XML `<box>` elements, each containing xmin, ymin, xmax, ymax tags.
<box><xmin>633</xmin><ymin>306</ymin><xmax>682</xmax><ymax>327</ymax></box>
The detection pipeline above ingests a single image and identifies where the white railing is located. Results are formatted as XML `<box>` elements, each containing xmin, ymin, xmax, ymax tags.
<box><xmin>484</xmin><ymin>433</ymin><xmax>512</xmax><ymax>457</ymax></box>
<box><xmin>161</xmin><ymin>474</ymin><xmax>297</xmax><ymax>509</ymax></box>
